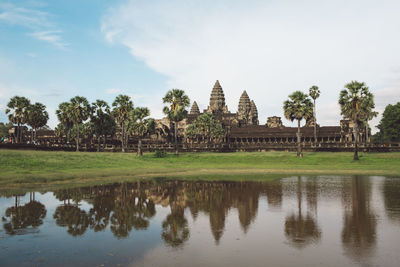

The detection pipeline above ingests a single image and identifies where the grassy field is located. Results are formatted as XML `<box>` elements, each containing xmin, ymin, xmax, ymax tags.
<box><xmin>0</xmin><ymin>149</ymin><xmax>399</xmax><ymax>190</ymax></box>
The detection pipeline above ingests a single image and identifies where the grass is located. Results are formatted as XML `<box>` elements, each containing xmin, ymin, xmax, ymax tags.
<box><xmin>0</xmin><ymin>149</ymin><xmax>399</xmax><ymax>191</ymax></box>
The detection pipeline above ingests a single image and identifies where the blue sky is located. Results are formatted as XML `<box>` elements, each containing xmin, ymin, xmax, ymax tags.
<box><xmin>1</xmin><ymin>0</ymin><xmax>400</xmax><ymax>131</ymax></box>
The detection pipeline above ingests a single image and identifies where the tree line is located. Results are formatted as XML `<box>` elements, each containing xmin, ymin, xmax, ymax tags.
<box><xmin>3</xmin><ymin>81</ymin><xmax>399</xmax><ymax>159</ymax></box>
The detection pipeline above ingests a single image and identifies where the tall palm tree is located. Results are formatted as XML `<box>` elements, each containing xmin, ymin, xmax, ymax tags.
<box><xmin>309</xmin><ymin>86</ymin><xmax>320</xmax><ymax>146</ymax></box>
<box><xmin>5</xmin><ymin>96</ymin><xmax>31</xmax><ymax>143</ymax></box>
<box><xmin>339</xmin><ymin>81</ymin><xmax>375</xmax><ymax>160</ymax></box>
<box><xmin>69</xmin><ymin>96</ymin><xmax>90</xmax><ymax>152</ymax></box>
<box><xmin>162</xmin><ymin>89</ymin><xmax>190</xmax><ymax>155</ymax></box>
<box><xmin>56</xmin><ymin>102</ymin><xmax>74</xmax><ymax>143</ymax></box>
<box><xmin>129</xmin><ymin>107</ymin><xmax>156</xmax><ymax>156</ymax></box>
<box><xmin>90</xmin><ymin>100</ymin><xmax>114</xmax><ymax>152</ymax></box>
<box><xmin>283</xmin><ymin>91</ymin><xmax>313</xmax><ymax>157</ymax></box>
<box><xmin>27</xmin><ymin>102</ymin><xmax>49</xmax><ymax>142</ymax></box>
<box><xmin>112</xmin><ymin>95</ymin><xmax>134</xmax><ymax>153</ymax></box>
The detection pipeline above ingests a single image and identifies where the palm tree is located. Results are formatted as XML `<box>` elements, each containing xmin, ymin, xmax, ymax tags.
<box><xmin>90</xmin><ymin>100</ymin><xmax>115</xmax><ymax>152</ymax></box>
<box><xmin>5</xmin><ymin>96</ymin><xmax>31</xmax><ymax>143</ymax></box>
<box><xmin>309</xmin><ymin>86</ymin><xmax>320</xmax><ymax>146</ymax></box>
<box><xmin>69</xmin><ymin>96</ymin><xmax>90</xmax><ymax>152</ymax></box>
<box><xmin>162</xmin><ymin>89</ymin><xmax>190</xmax><ymax>155</ymax></box>
<box><xmin>339</xmin><ymin>81</ymin><xmax>375</xmax><ymax>160</ymax></box>
<box><xmin>56</xmin><ymin>102</ymin><xmax>74</xmax><ymax>143</ymax></box>
<box><xmin>129</xmin><ymin>107</ymin><xmax>156</xmax><ymax>156</ymax></box>
<box><xmin>283</xmin><ymin>91</ymin><xmax>313</xmax><ymax>157</ymax></box>
<box><xmin>112</xmin><ymin>95</ymin><xmax>134</xmax><ymax>153</ymax></box>
<box><xmin>26</xmin><ymin>102</ymin><xmax>49</xmax><ymax>142</ymax></box>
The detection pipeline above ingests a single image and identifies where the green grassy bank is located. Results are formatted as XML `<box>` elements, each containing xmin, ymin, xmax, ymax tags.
<box><xmin>0</xmin><ymin>149</ymin><xmax>399</xmax><ymax>190</ymax></box>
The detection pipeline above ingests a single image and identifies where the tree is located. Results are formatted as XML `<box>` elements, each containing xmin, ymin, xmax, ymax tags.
<box><xmin>112</xmin><ymin>95</ymin><xmax>134</xmax><ymax>153</ymax></box>
<box><xmin>128</xmin><ymin>107</ymin><xmax>156</xmax><ymax>156</ymax></box>
<box><xmin>375</xmin><ymin>102</ymin><xmax>400</xmax><ymax>143</ymax></box>
<box><xmin>26</xmin><ymin>102</ymin><xmax>49</xmax><ymax>142</ymax></box>
<box><xmin>283</xmin><ymin>91</ymin><xmax>313</xmax><ymax>157</ymax></box>
<box><xmin>56</xmin><ymin>102</ymin><xmax>74</xmax><ymax>143</ymax></box>
<box><xmin>90</xmin><ymin>100</ymin><xmax>116</xmax><ymax>152</ymax></box>
<box><xmin>162</xmin><ymin>89</ymin><xmax>190</xmax><ymax>155</ymax></box>
<box><xmin>309</xmin><ymin>86</ymin><xmax>320</xmax><ymax>146</ymax></box>
<box><xmin>5</xmin><ymin>96</ymin><xmax>31</xmax><ymax>143</ymax></box>
<box><xmin>0</xmin><ymin>122</ymin><xmax>13</xmax><ymax>138</ymax></box>
<box><xmin>69</xmin><ymin>96</ymin><xmax>90</xmax><ymax>152</ymax></box>
<box><xmin>339</xmin><ymin>81</ymin><xmax>375</xmax><ymax>160</ymax></box>
<box><xmin>186</xmin><ymin>113</ymin><xmax>225</xmax><ymax>144</ymax></box>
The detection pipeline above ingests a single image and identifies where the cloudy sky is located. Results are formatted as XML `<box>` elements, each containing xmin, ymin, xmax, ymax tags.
<box><xmin>0</xmin><ymin>0</ymin><xmax>399</xmax><ymax>132</ymax></box>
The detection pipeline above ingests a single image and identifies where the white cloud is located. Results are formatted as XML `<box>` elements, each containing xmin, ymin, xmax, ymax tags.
<box><xmin>0</xmin><ymin>3</ymin><xmax>66</xmax><ymax>48</ymax></box>
<box><xmin>28</xmin><ymin>30</ymin><xmax>67</xmax><ymax>48</ymax></box>
<box><xmin>102</xmin><ymin>0</ymin><xmax>400</xmax><ymax>130</ymax></box>
<box><xmin>106</xmin><ymin>88</ymin><xmax>123</xmax><ymax>94</ymax></box>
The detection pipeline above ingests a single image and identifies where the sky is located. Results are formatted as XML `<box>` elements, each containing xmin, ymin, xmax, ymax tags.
<box><xmin>0</xmin><ymin>0</ymin><xmax>399</xmax><ymax>133</ymax></box>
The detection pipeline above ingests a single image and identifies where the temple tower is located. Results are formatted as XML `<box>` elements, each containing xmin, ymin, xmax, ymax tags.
<box><xmin>207</xmin><ymin>80</ymin><xmax>229</xmax><ymax>114</ymax></box>
<box><xmin>250</xmin><ymin>100</ymin><xmax>259</xmax><ymax>125</ymax></box>
<box><xmin>237</xmin><ymin>90</ymin><xmax>251</xmax><ymax>124</ymax></box>
<box><xmin>190</xmin><ymin>101</ymin><xmax>200</xmax><ymax>115</ymax></box>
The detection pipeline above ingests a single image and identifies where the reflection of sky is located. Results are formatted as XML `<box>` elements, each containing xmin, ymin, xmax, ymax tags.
<box><xmin>0</xmin><ymin>176</ymin><xmax>400</xmax><ymax>267</ymax></box>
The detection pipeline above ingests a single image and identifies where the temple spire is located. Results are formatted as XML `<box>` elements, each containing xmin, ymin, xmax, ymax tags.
<box><xmin>190</xmin><ymin>101</ymin><xmax>200</xmax><ymax>115</ymax></box>
<box><xmin>207</xmin><ymin>80</ymin><xmax>228</xmax><ymax>113</ymax></box>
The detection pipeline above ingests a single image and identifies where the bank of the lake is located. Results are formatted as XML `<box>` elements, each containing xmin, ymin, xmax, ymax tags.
<box><xmin>0</xmin><ymin>149</ymin><xmax>399</xmax><ymax>190</ymax></box>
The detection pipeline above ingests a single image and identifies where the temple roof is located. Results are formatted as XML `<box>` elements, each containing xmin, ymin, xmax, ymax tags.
<box><xmin>208</xmin><ymin>80</ymin><xmax>228</xmax><ymax>113</ymax></box>
<box><xmin>250</xmin><ymin>100</ymin><xmax>258</xmax><ymax>116</ymax></box>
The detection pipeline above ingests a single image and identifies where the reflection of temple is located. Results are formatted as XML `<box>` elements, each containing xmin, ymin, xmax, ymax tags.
<box><xmin>45</xmin><ymin>181</ymin><xmax>283</xmax><ymax>245</ymax></box>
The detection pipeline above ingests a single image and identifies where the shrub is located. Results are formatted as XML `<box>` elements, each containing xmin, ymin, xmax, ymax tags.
<box><xmin>154</xmin><ymin>150</ymin><xmax>167</xmax><ymax>158</ymax></box>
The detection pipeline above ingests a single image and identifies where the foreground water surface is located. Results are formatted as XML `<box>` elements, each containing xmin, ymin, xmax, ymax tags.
<box><xmin>1</xmin><ymin>176</ymin><xmax>400</xmax><ymax>266</ymax></box>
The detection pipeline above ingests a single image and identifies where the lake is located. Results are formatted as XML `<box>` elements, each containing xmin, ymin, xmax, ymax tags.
<box><xmin>1</xmin><ymin>176</ymin><xmax>400</xmax><ymax>266</ymax></box>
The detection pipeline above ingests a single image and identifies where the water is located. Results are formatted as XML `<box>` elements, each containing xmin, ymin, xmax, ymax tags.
<box><xmin>1</xmin><ymin>176</ymin><xmax>400</xmax><ymax>266</ymax></box>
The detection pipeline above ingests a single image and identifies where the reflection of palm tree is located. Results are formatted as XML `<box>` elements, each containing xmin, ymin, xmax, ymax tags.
<box><xmin>342</xmin><ymin>176</ymin><xmax>376</xmax><ymax>260</ymax></box>
<box><xmin>3</xmin><ymin>194</ymin><xmax>46</xmax><ymax>235</ymax></box>
<box><xmin>161</xmin><ymin>206</ymin><xmax>190</xmax><ymax>248</ymax></box>
<box><xmin>89</xmin><ymin>195</ymin><xmax>114</xmax><ymax>232</ymax></box>
<box><xmin>284</xmin><ymin>177</ymin><xmax>321</xmax><ymax>248</ymax></box>
<box><xmin>53</xmin><ymin>205</ymin><xmax>89</xmax><ymax>236</ymax></box>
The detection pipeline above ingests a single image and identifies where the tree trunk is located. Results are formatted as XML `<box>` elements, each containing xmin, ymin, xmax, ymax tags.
<box><xmin>297</xmin><ymin>119</ymin><xmax>302</xmax><ymax>157</ymax></box>
<box><xmin>17</xmin><ymin>122</ymin><xmax>20</xmax><ymax>144</ymax></box>
<box><xmin>31</xmin><ymin>128</ymin><xmax>34</xmax><ymax>143</ymax></box>
<box><xmin>76</xmin><ymin>124</ymin><xmax>80</xmax><ymax>152</ymax></box>
<box><xmin>174</xmin><ymin>121</ymin><xmax>178</xmax><ymax>155</ymax></box>
<box><xmin>121</xmin><ymin>122</ymin><xmax>125</xmax><ymax>153</ymax></box>
<box><xmin>137</xmin><ymin>138</ymin><xmax>142</xmax><ymax>156</ymax></box>
<box><xmin>103</xmin><ymin>135</ymin><xmax>106</xmax><ymax>152</ymax></box>
<box><xmin>313</xmin><ymin>99</ymin><xmax>317</xmax><ymax>146</ymax></box>
<box><xmin>97</xmin><ymin>136</ymin><xmax>100</xmax><ymax>152</ymax></box>
<box><xmin>353</xmin><ymin>121</ymin><xmax>359</xmax><ymax>160</ymax></box>
<box><xmin>67</xmin><ymin>128</ymin><xmax>70</xmax><ymax>144</ymax></box>
<box><xmin>365</xmin><ymin>122</ymin><xmax>369</xmax><ymax>144</ymax></box>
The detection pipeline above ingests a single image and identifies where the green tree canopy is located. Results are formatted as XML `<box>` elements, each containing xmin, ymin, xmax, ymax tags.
<box><xmin>56</xmin><ymin>102</ymin><xmax>74</xmax><ymax>143</ymax></box>
<box><xmin>375</xmin><ymin>102</ymin><xmax>400</xmax><ymax>142</ymax></box>
<box><xmin>186</xmin><ymin>113</ymin><xmax>225</xmax><ymax>143</ymax></box>
<box><xmin>90</xmin><ymin>100</ymin><xmax>116</xmax><ymax>151</ymax></box>
<box><xmin>69</xmin><ymin>96</ymin><xmax>90</xmax><ymax>151</ymax></box>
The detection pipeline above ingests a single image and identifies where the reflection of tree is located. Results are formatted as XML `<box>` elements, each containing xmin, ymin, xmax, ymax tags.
<box><xmin>161</xmin><ymin>206</ymin><xmax>189</xmax><ymax>248</ymax></box>
<box><xmin>383</xmin><ymin>178</ymin><xmax>400</xmax><ymax>223</ymax></box>
<box><xmin>3</xmin><ymin>194</ymin><xmax>46</xmax><ymax>235</ymax></box>
<box><xmin>53</xmin><ymin>205</ymin><xmax>89</xmax><ymax>236</ymax></box>
<box><xmin>342</xmin><ymin>176</ymin><xmax>376</xmax><ymax>260</ymax></box>
<box><xmin>284</xmin><ymin>177</ymin><xmax>321</xmax><ymax>248</ymax></box>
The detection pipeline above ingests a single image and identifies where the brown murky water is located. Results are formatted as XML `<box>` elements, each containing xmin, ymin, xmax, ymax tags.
<box><xmin>1</xmin><ymin>176</ymin><xmax>400</xmax><ymax>266</ymax></box>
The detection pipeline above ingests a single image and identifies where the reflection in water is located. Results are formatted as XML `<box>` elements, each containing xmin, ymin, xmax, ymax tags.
<box><xmin>284</xmin><ymin>177</ymin><xmax>321</xmax><ymax>248</ymax></box>
<box><xmin>342</xmin><ymin>176</ymin><xmax>376</xmax><ymax>260</ymax></box>
<box><xmin>3</xmin><ymin>193</ymin><xmax>47</xmax><ymax>235</ymax></box>
<box><xmin>383</xmin><ymin>178</ymin><xmax>400</xmax><ymax>224</ymax></box>
<box><xmin>1</xmin><ymin>176</ymin><xmax>400</xmax><ymax>267</ymax></box>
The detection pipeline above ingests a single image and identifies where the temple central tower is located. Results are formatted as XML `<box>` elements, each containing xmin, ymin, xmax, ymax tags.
<box><xmin>207</xmin><ymin>80</ymin><xmax>229</xmax><ymax>114</ymax></box>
